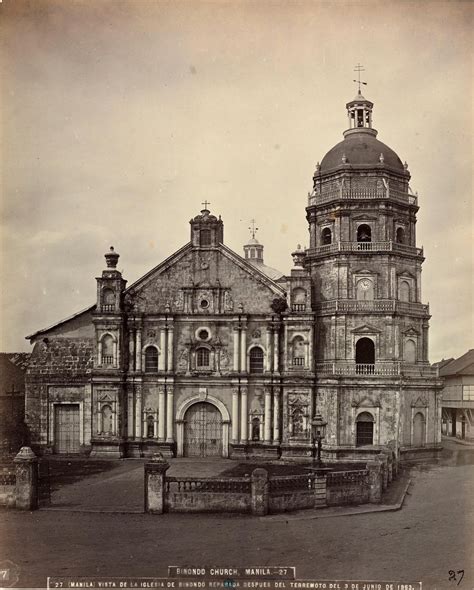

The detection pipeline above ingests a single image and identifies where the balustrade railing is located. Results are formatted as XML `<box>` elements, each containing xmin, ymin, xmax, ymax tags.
<box><xmin>315</xmin><ymin>362</ymin><xmax>435</xmax><ymax>377</ymax></box>
<box><xmin>309</xmin><ymin>241</ymin><xmax>423</xmax><ymax>257</ymax></box>
<box><xmin>292</xmin><ymin>357</ymin><xmax>305</xmax><ymax>366</ymax></box>
<box><xmin>292</xmin><ymin>303</ymin><xmax>307</xmax><ymax>312</ymax></box>
<box><xmin>101</xmin><ymin>304</ymin><xmax>115</xmax><ymax>312</ymax></box>
<box><xmin>101</xmin><ymin>355</ymin><xmax>114</xmax><ymax>366</ymax></box>
<box><xmin>326</xmin><ymin>470</ymin><xmax>369</xmax><ymax>485</ymax></box>
<box><xmin>166</xmin><ymin>477</ymin><xmax>251</xmax><ymax>494</ymax></box>
<box><xmin>308</xmin><ymin>187</ymin><xmax>418</xmax><ymax>207</ymax></box>
<box><xmin>316</xmin><ymin>300</ymin><xmax>429</xmax><ymax>315</ymax></box>
<box><xmin>269</xmin><ymin>473</ymin><xmax>315</xmax><ymax>493</ymax></box>
<box><xmin>0</xmin><ymin>472</ymin><xmax>16</xmax><ymax>486</ymax></box>
<box><xmin>316</xmin><ymin>362</ymin><xmax>400</xmax><ymax>376</ymax></box>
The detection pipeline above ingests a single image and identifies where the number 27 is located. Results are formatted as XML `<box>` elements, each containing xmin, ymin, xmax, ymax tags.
<box><xmin>448</xmin><ymin>570</ymin><xmax>464</xmax><ymax>586</ymax></box>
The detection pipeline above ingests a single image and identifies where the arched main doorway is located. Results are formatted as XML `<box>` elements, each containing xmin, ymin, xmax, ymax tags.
<box><xmin>184</xmin><ymin>402</ymin><xmax>223</xmax><ymax>457</ymax></box>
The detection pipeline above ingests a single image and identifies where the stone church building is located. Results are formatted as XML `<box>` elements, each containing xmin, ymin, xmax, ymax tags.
<box><xmin>25</xmin><ymin>91</ymin><xmax>442</xmax><ymax>461</ymax></box>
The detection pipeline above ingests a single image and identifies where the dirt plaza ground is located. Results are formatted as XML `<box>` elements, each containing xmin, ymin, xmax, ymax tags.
<box><xmin>0</xmin><ymin>439</ymin><xmax>473</xmax><ymax>590</ymax></box>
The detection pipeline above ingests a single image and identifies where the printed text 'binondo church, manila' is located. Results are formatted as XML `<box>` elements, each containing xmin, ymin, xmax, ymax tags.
<box><xmin>25</xmin><ymin>88</ymin><xmax>442</xmax><ymax>462</ymax></box>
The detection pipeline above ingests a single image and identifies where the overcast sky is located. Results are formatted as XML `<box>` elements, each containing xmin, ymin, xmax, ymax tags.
<box><xmin>1</xmin><ymin>0</ymin><xmax>472</xmax><ymax>361</ymax></box>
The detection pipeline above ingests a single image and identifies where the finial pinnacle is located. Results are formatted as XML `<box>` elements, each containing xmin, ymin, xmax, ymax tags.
<box><xmin>201</xmin><ymin>200</ymin><xmax>211</xmax><ymax>211</ymax></box>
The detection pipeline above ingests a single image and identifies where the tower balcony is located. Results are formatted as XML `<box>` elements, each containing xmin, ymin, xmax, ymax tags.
<box><xmin>308</xmin><ymin>241</ymin><xmax>423</xmax><ymax>257</ymax></box>
<box><xmin>315</xmin><ymin>299</ymin><xmax>429</xmax><ymax>316</ymax></box>
<box><xmin>307</xmin><ymin>187</ymin><xmax>418</xmax><ymax>207</ymax></box>
<box><xmin>315</xmin><ymin>361</ymin><xmax>436</xmax><ymax>378</ymax></box>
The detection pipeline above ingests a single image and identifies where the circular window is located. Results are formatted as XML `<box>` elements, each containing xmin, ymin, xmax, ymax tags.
<box><xmin>200</xmin><ymin>299</ymin><xmax>209</xmax><ymax>309</ymax></box>
<box><xmin>198</xmin><ymin>329</ymin><xmax>209</xmax><ymax>341</ymax></box>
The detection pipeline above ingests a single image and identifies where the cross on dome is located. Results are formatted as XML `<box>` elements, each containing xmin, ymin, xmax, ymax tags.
<box><xmin>353</xmin><ymin>63</ymin><xmax>368</xmax><ymax>95</ymax></box>
<box><xmin>248</xmin><ymin>219</ymin><xmax>259</xmax><ymax>240</ymax></box>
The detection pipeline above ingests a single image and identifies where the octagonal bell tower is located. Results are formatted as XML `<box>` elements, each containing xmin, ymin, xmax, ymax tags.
<box><xmin>304</xmin><ymin>86</ymin><xmax>442</xmax><ymax>461</ymax></box>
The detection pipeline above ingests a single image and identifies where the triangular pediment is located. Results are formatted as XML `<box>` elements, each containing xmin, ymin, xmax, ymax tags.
<box><xmin>412</xmin><ymin>395</ymin><xmax>428</xmax><ymax>408</ymax></box>
<box><xmin>402</xmin><ymin>326</ymin><xmax>420</xmax><ymax>336</ymax></box>
<box><xmin>352</xmin><ymin>214</ymin><xmax>378</xmax><ymax>221</ymax></box>
<box><xmin>353</xmin><ymin>268</ymin><xmax>377</xmax><ymax>276</ymax></box>
<box><xmin>352</xmin><ymin>323</ymin><xmax>381</xmax><ymax>334</ymax></box>
<box><xmin>352</xmin><ymin>395</ymin><xmax>381</xmax><ymax>408</ymax></box>
<box><xmin>123</xmin><ymin>242</ymin><xmax>286</xmax><ymax>315</ymax></box>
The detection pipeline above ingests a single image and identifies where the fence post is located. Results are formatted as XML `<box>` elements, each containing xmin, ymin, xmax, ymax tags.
<box><xmin>251</xmin><ymin>468</ymin><xmax>268</xmax><ymax>516</ymax></box>
<box><xmin>313</xmin><ymin>471</ymin><xmax>327</xmax><ymax>507</ymax></box>
<box><xmin>144</xmin><ymin>453</ymin><xmax>170</xmax><ymax>514</ymax></box>
<box><xmin>14</xmin><ymin>447</ymin><xmax>38</xmax><ymax>510</ymax></box>
<box><xmin>367</xmin><ymin>461</ymin><xmax>382</xmax><ymax>504</ymax></box>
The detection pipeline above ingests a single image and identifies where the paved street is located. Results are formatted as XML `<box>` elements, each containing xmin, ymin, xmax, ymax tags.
<box><xmin>0</xmin><ymin>440</ymin><xmax>473</xmax><ymax>590</ymax></box>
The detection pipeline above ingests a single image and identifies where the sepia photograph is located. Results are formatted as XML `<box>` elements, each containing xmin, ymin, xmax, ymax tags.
<box><xmin>0</xmin><ymin>1</ymin><xmax>472</xmax><ymax>589</ymax></box>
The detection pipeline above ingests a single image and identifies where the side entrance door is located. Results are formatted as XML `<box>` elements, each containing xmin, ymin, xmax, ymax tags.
<box><xmin>184</xmin><ymin>402</ymin><xmax>222</xmax><ymax>457</ymax></box>
<box><xmin>54</xmin><ymin>404</ymin><xmax>80</xmax><ymax>454</ymax></box>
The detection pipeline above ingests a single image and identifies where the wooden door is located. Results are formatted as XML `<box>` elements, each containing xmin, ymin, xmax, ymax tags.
<box><xmin>184</xmin><ymin>403</ymin><xmax>222</xmax><ymax>457</ymax></box>
<box><xmin>54</xmin><ymin>404</ymin><xmax>80</xmax><ymax>454</ymax></box>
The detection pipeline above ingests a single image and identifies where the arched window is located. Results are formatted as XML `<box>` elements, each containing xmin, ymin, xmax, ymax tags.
<box><xmin>399</xmin><ymin>281</ymin><xmax>411</xmax><ymax>302</ymax></box>
<box><xmin>101</xmin><ymin>334</ymin><xmax>114</xmax><ymax>365</ymax></box>
<box><xmin>251</xmin><ymin>417</ymin><xmax>261</xmax><ymax>441</ymax></box>
<box><xmin>292</xmin><ymin>288</ymin><xmax>307</xmax><ymax>312</ymax></box>
<box><xmin>146</xmin><ymin>415</ymin><xmax>155</xmax><ymax>439</ymax></box>
<box><xmin>249</xmin><ymin>347</ymin><xmax>264</xmax><ymax>373</ymax></box>
<box><xmin>196</xmin><ymin>347</ymin><xmax>210</xmax><ymax>368</ymax></box>
<box><xmin>404</xmin><ymin>339</ymin><xmax>417</xmax><ymax>363</ymax></box>
<box><xmin>292</xmin><ymin>336</ymin><xmax>305</xmax><ymax>366</ymax></box>
<box><xmin>200</xmin><ymin>229</ymin><xmax>211</xmax><ymax>246</ymax></box>
<box><xmin>321</xmin><ymin>227</ymin><xmax>332</xmax><ymax>245</ymax></box>
<box><xmin>356</xmin><ymin>278</ymin><xmax>374</xmax><ymax>301</ymax></box>
<box><xmin>413</xmin><ymin>412</ymin><xmax>426</xmax><ymax>446</ymax></box>
<box><xmin>101</xmin><ymin>404</ymin><xmax>113</xmax><ymax>434</ymax></box>
<box><xmin>102</xmin><ymin>288</ymin><xmax>115</xmax><ymax>312</ymax></box>
<box><xmin>355</xmin><ymin>337</ymin><xmax>375</xmax><ymax>373</ymax></box>
<box><xmin>357</xmin><ymin>224</ymin><xmax>372</xmax><ymax>243</ymax></box>
<box><xmin>396</xmin><ymin>227</ymin><xmax>405</xmax><ymax>244</ymax></box>
<box><xmin>145</xmin><ymin>347</ymin><xmax>158</xmax><ymax>372</ymax></box>
<box><xmin>356</xmin><ymin>412</ymin><xmax>374</xmax><ymax>446</ymax></box>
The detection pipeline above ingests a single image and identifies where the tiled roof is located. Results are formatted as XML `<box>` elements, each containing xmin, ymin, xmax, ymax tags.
<box><xmin>438</xmin><ymin>349</ymin><xmax>474</xmax><ymax>377</ymax></box>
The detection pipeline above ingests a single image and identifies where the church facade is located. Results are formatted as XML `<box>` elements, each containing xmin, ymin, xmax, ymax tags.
<box><xmin>25</xmin><ymin>91</ymin><xmax>442</xmax><ymax>461</ymax></box>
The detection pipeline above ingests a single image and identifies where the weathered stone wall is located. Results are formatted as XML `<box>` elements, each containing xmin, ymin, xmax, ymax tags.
<box><xmin>312</xmin><ymin>256</ymin><xmax>422</xmax><ymax>304</ymax></box>
<box><xmin>131</xmin><ymin>249</ymin><xmax>283</xmax><ymax>315</ymax></box>
<box><xmin>26</xmin><ymin>338</ymin><xmax>93</xmax><ymax>450</ymax></box>
<box><xmin>315</xmin><ymin>314</ymin><xmax>427</xmax><ymax>362</ymax></box>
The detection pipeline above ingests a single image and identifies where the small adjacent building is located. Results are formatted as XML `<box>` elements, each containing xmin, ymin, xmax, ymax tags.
<box><xmin>437</xmin><ymin>350</ymin><xmax>474</xmax><ymax>441</ymax></box>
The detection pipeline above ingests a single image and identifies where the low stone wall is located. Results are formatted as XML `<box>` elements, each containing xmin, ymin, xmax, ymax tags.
<box><xmin>145</xmin><ymin>455</ymin><xmax>386</xmax><ymax>515</ymax></box>
<box><xmin>268</xmin><ymin>473</ymin><xmax>318</xmax><ymax>513</ymax></box>
<box><xmin>326</xmin><ymin>470</ymin><xmax>370</xmax><ymax>506</ymax></box>
<box><xmin>165</xmin><ymin>477</ymin><xmax>251</xmax><ymax>513</ymax></box>
<box><xmin>0</xmin><ymin>468</ymin><xmax>16</xmax><ymax>507</ymax></box>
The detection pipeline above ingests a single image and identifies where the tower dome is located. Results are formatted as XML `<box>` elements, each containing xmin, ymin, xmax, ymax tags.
<box><xmin>318</xmin><ymin>91</ymin><xmax>406</xmax><ymax>175</ymax></box>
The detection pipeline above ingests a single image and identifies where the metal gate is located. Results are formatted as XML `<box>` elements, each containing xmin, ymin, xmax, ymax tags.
<box><xmin>54</xmin><ymin>404</ymin><xmax>80</xmax><ymax>454</ymax></box>
<box><xmin>184</xmin><ymin>402</ymin><xmax>223</xmax><ymax>457</ymax></box>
